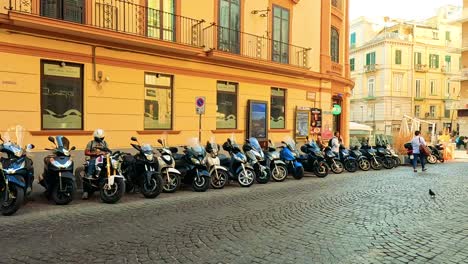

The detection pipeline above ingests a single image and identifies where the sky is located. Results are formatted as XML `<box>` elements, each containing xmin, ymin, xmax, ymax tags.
<box><xmin>350</xmin><ymin>0</ymin><xmax>463</xmax><ymax>21</ymax></box>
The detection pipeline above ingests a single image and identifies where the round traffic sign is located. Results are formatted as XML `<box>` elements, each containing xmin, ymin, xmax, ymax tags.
<box><xmin>196</xmin><ymin>97</ymin><xmax>205</xmax><ymax>107</ymax></box>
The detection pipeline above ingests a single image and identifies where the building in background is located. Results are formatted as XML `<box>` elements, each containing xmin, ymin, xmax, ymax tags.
<box><xmin>457</xmin><ymin>0</ymin><xmax>468</xmax><ymax>136</ymax></box>
<box><xmin>349</xmin><ymin>5</ymin><xmax>462</xmax><ymax>136</ymax></box>
<box><xmin>0</xmin><ymin>0</ymin><xmax>353</xmax><ymax>151</ymax></box>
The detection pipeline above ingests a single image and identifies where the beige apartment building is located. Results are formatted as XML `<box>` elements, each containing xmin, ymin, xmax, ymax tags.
<box><xmin>350</xmin><ymin>5</ymin><xmax>462</xmax><ymax>136</ymax></box>
<box><xmin>458</xmin><ymin>0</ymin><xmax>468</xmax><ymax>136</ymax></box>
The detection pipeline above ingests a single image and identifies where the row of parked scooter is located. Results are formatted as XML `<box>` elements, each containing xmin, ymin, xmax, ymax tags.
<box><xmin>0</xmin><ymin>130</ymin><xmax>402</xmax><ymax>216</ymax></box>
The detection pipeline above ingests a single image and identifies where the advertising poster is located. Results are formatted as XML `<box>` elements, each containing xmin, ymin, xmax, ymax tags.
<box><xmin>248</xmin><ymin>100</ymin><xmax>268</xmax><ymax>141</ymax></box>
<box><xmin>310</xmin><ymin>108</ymin><xmax>322</xmax><ymax>134</ymax></box>
<box><xmin>295</xmin><ymin>109</ymin><xmax>310</xmax><ymax>139</ymax></box>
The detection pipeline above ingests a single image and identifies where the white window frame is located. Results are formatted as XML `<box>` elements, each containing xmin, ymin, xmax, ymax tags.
<box><xmin>415</xmin><ymin>79</ymin><xmax>422</xmax><ymax>98</ymax></box>
<box><xmin>368</xmin><ymin>77</ymin><xmax>375</xmax><ymax>97</ymax></box>
<box><xmin>394</xmin><ymin>73</ymin><xmax>403</xmax><ymax>92</ymax></box>
<box><xmin>430</xmin><ymin>80</ymin><xmax>436</xmax><ymax>95</ymax></box>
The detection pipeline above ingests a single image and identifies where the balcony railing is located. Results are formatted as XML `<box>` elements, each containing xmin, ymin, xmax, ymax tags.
<box><xmin>202</xmin><ymin>23</ymin><xmax>310</xmax><ymax>68</ymax></box>
<box><xmin>7</xmin><ymin>0</ymin><xmax>205</xmax><ymax>47</ymax></box>
<box><xmin>364</xmin><ymin>64</ymin><xmax>376</xmax><ymax>73</ymax></box>
<box><xmin>7</xmin><ymin>0</ymin><xmax>311</xmax><ymax>68</ymax></box>
<box><xmin>415</xmin><ymin>64</ymin><xmax>428</xmax><ymax>72</ymax></box>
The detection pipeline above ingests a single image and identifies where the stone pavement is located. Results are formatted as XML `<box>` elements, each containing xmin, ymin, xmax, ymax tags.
<box><xmin>1</xmin><ymin>161</ymin><xmax>467</xmax><ymax>264</ymax></box>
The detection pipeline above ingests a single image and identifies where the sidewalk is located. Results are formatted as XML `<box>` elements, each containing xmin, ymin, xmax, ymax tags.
<box><xmin>454</xmin><ymin>150</ymin><xmax>468</xmax><ymax>160</ymax></box>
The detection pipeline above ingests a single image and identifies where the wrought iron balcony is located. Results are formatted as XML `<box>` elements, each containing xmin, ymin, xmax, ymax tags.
<box><xmin>364</xmin><ymin>64</ymin><xmax>376</xmax><ymax>73</ymax></box>
<box><xmin>202</xmin><ymin>23</ymin><xmax>310</xmax><ymax>68</ymax></box>
<box><xmin>7</xmin><ymin>0</ymin><xmax>205</xmax><ymax>47</ymax></box>
<box><xmin>415</xmin><ymin>64</ymin><xmax>428</xmax><ymax>72</ymax></box>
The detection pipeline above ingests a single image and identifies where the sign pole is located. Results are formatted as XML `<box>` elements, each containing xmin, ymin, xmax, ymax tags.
<box><xmin>199</xmin><ymin>113</ymin><xmax>202</xmax><ymax>143</ymax></box>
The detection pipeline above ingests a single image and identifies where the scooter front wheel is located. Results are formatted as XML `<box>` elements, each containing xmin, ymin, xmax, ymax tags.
<box><xmin>292</xmin><ymin>166</ymin><xmax>304</xmax><ymax>179</ymax></box>
<box><xmin>370</xmin><ymin>158</ymin><xmax>383</xmax><ymax>170</ymax></box>
<box><xmin>100</xmin><ymin>178</ymin><xmax>125</xmax><ymax>204</ymax></box>
<box><xmin>255</xmin><ymin>167</ymin><xmax>271</xmax><ymax>184</ymax></box>
<box><xmin>426</xmin><ymin>154</ymin><xmax>437</xmax><ymax>164</ymax></box>
<box><xmin>52</xmin><ymin>179</ymin><xmax>75</xmax><ymax>205</ymax></box>
<box><xmin>1</xmin><ymin>184</ymin><xmax>24</xmax><ymax>216</ymax></box>
<box><xmin>358</xmin><ymin>159</ymin><xmax>371</xmax><ymax>171</ymax></box>
<box><xmin>238</xmin><ymin>168</ymin><xmax>255</xmax><ymax>187</ymax></box>
<box><xmin>141</xmin><ymin>173</ymin><xmax>163</xmax><ymax>199</ymax></box>
<box><xmin>162</xmin><ymin>172</ymin><xmax>180</xmax><ymax>193</ymax></box>
<box><xmin>330</xmin><ymin>161</ymin><xmax>344</xmax><ymax>174</ymax></box>
<box><xmin>314</xmin><ymin>161</ymin><xmax>329</xmax><ymax>178</ymax></box>
<box><xmin>344</xmin><ymin>160</ymin><xmax>358</xmax><ymax>173</ymax></box>
<box><xmin>192</xmin><ymin>176</ymin><xmax>210</xmax><ymax>192</ymax></box>
<box><xmin>271</xmin><ymin>164</ymin><xmax>288</xmax><ymax>182</ymax></box>
<box><xmin>210</xmin><ymin>169</ymin><xmax>228</xmax><ymax>189</ymax></box>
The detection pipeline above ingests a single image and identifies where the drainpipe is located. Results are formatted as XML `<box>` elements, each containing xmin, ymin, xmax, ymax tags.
<box><xmin>92</xmin><ymin>46</ymin><xmax>102</xmax><ymax>84</ymax></box>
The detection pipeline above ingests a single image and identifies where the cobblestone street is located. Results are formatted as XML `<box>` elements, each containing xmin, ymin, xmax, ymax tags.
<box><xmin>1</xmin><ymin>161</ymin><xmax>467</xmax><ymax>264</ymax></box>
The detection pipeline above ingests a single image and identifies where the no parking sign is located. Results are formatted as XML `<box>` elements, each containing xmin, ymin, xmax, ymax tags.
<box><xmin>195</xmin><ymin>96</ymin><xmax>206</xmax><ymax>115</ymax></box>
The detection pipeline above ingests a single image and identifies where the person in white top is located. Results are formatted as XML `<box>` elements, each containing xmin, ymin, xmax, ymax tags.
<box><xmin>331</xmin><ymin>131</ymin><xmax>342</xmax><ymax>156</ymax></box>
<box><xmin>410</xmin><ymin>130</ymin><xmax>427</xmax><ymax>172</ymax></box>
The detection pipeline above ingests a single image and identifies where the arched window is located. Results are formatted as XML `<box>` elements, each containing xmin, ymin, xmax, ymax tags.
<box><xmin>331</xmin><ymin>27</ymin><xmax>339</xmax><ymax>63</ymax></box>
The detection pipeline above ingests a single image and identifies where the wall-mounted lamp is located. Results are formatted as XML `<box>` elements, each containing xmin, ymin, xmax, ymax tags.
<box><xmin>251</xmin><ymin>8</ymin><xmax>270</xmax><ymax>17</ymax></box>
<box><xmin>96</xmin><ymin>70</ymin><xmax>110</xmax><ymax>84</ymax></box>
<box><xmin>60</xmin><ymin>61</ymin><xmax>66</xmax><ymax>67</ymax></box>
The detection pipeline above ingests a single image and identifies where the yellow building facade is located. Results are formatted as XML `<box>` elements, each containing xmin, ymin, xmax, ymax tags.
<box><xmin>350</xmin><ymin>7</ymin><xmax>462</xmax><ymax>136</ymax></box>
<box><xmin>0</xmin><ymin>0</ymin><xmax>353</xmax><ymax>150</ymax></box>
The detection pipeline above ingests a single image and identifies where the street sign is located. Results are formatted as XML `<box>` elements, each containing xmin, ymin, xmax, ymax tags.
<box><xmin>195</xmin><ymin>96</ymin><xmax>206</xmax><ymax>115</ymax></box>
<box><xmin>332</xmin><ymin>104</ymin><xmax>342</xmax><ymax>115</ymax></box>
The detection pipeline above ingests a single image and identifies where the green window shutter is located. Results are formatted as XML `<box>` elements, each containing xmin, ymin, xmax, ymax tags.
<box><xmin>429</xmin><ymin>54</ymin><xmax>433</xmax><ymax>68</ymax></box>
<box><xmin>446</xmin><ymin>31</ymin><xmax>450</xmax><ymax>41</ymax></box>
<box><xmin>372</xmin><ymin>52</ymin><xmax>376</xmax><ymax>64</ymax></box>
<box><xmin>445</xmin><ymin>55</ymin><xmax>451</xmax><ymax>63</ymax></box>
<box><xmin>395</xmin><ymin>50</ymin><xmax>402</xmax><ymax>65</ymax></box>
<box><xmin>350</xmin><ymin>33</ymin><xmax>356</xmax><ymax>47</ymax></box>
<box><xmin>435</xmin><ymin>55</ymin><xmax>439</xmax><ymax>68</ymax></box>
<box><xmin>350</xmin><ymin>58</ymin><xmax>355</xmax><ymax>71</ymax></box>
<box><xmin>366</xmin><ymin>53</ymin><xmax>370</xmax><ymax>65</ymax></box>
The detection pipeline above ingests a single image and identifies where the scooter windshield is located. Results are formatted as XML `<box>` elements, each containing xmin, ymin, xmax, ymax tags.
<box><xmin>141</xmin><ymin>144</ymin><xmax>154</xmax><ymax>154</ymax></box>
<box><xmin>248</xmin><ymin>137</ymin><xmax>262</xmax><ymax>152</ymax></box>
<box><xmin>187</xmin><ymin>138</ymin><xmax>205</xmax><ymax>156</ymax></box>
<box><xmin>56</xmin><ymin>136</ymin><xmax>70</xmax><ymax>150</ymax></box>
<box><xmin>2</xmin><ymin>125</ymin><xmax>26</xmax><ymax>157</ymax></box>
<box><xmin>283</xmin><ymin>137</ymin><xmax>297</xmax><ymax>151</ymax></box>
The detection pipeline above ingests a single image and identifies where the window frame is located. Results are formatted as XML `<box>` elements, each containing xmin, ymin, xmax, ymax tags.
<box><xmin>272</xmin><ymin>4</ymin><xmax>290</xmax><ymax>64</ymax></box>
<box><xmin>414</xmin><ymin>52</ymin><xmax>422</xmax><ymax>65</ymax></box>
<box><xmin>270</xmin><ymin>88</ymin><xmax>286</xmax><ymax>129</ymax></box>
<box><xmin>395</xmin><ymin>49</ymin><xmax>402</xmax><ymax>65</ymax></box>
<box><xmin>429</xmin><ymin>54</ymin><xmax>439</xmax><ymax>69</ymax></box>
<box><xmin>216</xmin><ymin>81</ymin><xmax>239</xmax><ymax>129</ymax></box>
<box><xmin>393</xmin><ymin>73</ymin><xmax>403</xmax><ymax>92</ymax></box>
<box><xmin>430</xmin><ymin>80</ymin><xmax>437</xmax><ymax>95</ymax></box>
<box><xmin>366</xmin><ymin>51</ymin><xmax>376</xmax><ymax>65</ymax></box>
<box><xmin>367</xmin><ymin>77</ymin><xmax>375</xmax><ymax>97</ymax></box>
<box><xmin>430</xmin><ymin>105</ymin><xmax>436</xmax><ymax>118</ymax></box>
<box><xmin>144</xmin><ymin>72</ymin><xmax>174</xmax><ymax>130</ymax></box>
<box><xmin>415</xmin><ymin>105</ymin><xmax>420</xmax><ymax>117</ymax></box>
<box><xmin>40</xmin><ymin>0</ymin><xmax>85</xmax><ymax>24</ymax></box>
<box><xmin>330</xmin><ymin>27</ymin><xmax>340</xmax><ymax>63</ymax></box>
<box><xmin>218</xmin><ymin>0</ymin><xmax>241</xmax><ymax>54</ymax></box>
<box><xmin>40</xmin><ymin>60</ymin><xmax>84</xmax><ymax>130</ymax></box>
<box><xmin>350</xmin><ymin>32</ymin><xmax>356</xmax><ymax>48</ymax></box>
<box><xmin>350</xmin><ymin>58</ymin><xmax>355</xmax><ymax>71</ymax></box>
<box><xmin>146</xmin><ymin>0</ymin><xmax>176</xmax><ymax>42</ymax></box>
<box><xmin>415</xmin><ymin>79</ymin><xmax>422</xmax><ymax>98</ymax></box>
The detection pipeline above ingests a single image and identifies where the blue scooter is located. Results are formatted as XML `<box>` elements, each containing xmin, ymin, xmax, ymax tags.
<box><xmin>279</xmin><ymin>138</ymin><xmax>304</xmax><ymax>179</ymax></box>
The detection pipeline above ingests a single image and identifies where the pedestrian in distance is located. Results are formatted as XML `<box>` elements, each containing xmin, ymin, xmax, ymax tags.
<box><xmin>410</xmin><ymin>130</ymin><xmax>427</xmax><ymax>173</ymax></box>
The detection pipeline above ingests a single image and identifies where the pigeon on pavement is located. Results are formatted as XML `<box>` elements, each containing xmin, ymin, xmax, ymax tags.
<box><xmin>429</xmin><ymin>189</ymin><xmax>435</xmax><ymax>198</ymax></box>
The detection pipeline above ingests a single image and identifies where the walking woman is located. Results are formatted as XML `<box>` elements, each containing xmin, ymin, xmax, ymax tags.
<box><xmin>411</xmin><ymin>131</ymin><xmax>427</xmax><ymax>172</ymax></box>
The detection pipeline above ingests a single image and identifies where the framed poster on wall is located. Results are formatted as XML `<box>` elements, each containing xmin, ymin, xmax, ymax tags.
<box><xmin>248</xmin><ymin>100</ymin><xmax>268</xmax><ymax>141</ymax></box>
<box><xmin>295</xmin><ymin>108</ymin><xmax>310</xmax><ymax>139</ymax></box>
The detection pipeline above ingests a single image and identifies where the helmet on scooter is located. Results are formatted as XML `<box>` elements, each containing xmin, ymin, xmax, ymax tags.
<box><xmin>93</xmin><ymin>129</ymin><xmax>105</xmax><ymax>142</ymax></box>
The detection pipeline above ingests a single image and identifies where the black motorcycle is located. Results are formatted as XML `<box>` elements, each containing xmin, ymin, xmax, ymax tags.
<box><xmin>81</xmin><ymin>147</ymin><xmax>126</xmax><ymax>204</ymax></box>
<box><xmin>120</xmin><ymin>137</ymin><xmax>163</xmax><ymax>199</ymax></box>
<box><xmin>299</xmin><ymin>137</ymin><xmax>329</xmax><ymax>178</ymax></box>
<box><xmin>40</xmin><ymin>136</ymin><xmax>76</xmax><ymax>205</ymax></box>
<box><xmin>349</xmin><ymin>146</ymin><xmax>371</xmax><ymax>171</ymax></box>
<box><xmin>221</xmin><ymin>138</ymin><xmax>256</xmax><ymax>187</ymax></box>
<box><xmin>338</xmin><ymin>144</ymin><xmax>358</xmax><ymax>172</ymax></box>
<box><xmin>360</xmin><ymin>142</ymin><xmax>383</xmax><ymax>170</ymax></box>
<box><xmin>323</xmin><ymin>146</ymin><xmax>344</xmax><ymax>174</ymax></box>
<box><xmin>374</xmin><ymin>141</ymin><xmax>396</xmax><ymax>169</ymax></box>
<box><xmin>174</xmin><ymin>139</ymin><xmax>211</xmax><ymax>192</ymax></box>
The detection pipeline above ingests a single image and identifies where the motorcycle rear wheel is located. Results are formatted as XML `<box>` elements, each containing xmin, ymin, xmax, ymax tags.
<box><xmin>383</xmin><ymin>157</ymin><xmax>395</xmax><ymax>169</ymax></box>
<box><xmin>141</xmin><ymin>173</ymin><xmax>163</xmax><ymax>199</ymax></box>
<box><xmin>52</xmin><ymin>179</ymin><xmax>75</xmax><ymax>205</ymax></box>
<box><xmin>210</xmin><ymin>169</ymin><xmax>228</xmax><ymax>189</ymax></box>
<box><xmin>1</xmin><ymin>184</ymin><xmax>24</xmax><ymax>216</ymax></box>
<box><xmin>100</xmin><ymin>178</ymin><xmax>125</xmax><ymax>204</ymax></box>
<box><xmin>392</xmin><ymin>156</ymin><xmax>401</xmax><ymax>167</ymax></box>
<box><xmin>271</xmin><ymin>164</ymin><xmax>288</xmax><ymax>182</ymax></box>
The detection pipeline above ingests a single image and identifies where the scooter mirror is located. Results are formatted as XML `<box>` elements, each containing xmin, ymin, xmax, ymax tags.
<box><xmin>70</xmin><ymin>146</ymin><xmax>76</xmax><ymax>151</ymax></box>
<box><xmin>281</xmin><ymin>141</ymin><xmax>286</xmax><ymax>144</ymax></box>
<box><xmin>306</xmin><ymin>136</ymin><xmax>309</xmax><ymax>140</ymax></box>
<box><xmin>27</xmin><ymin>144</ymin><xmax>35</xmax><ymax>150</ymax></box>
<box><xmin>0</xmin><ymin>134</ymin><xmax>3</xmax><ymax>142</ymax></box>
<box><xmin>131</xmin><ymin>137</ymin><xmax>138</xmax><ymax>142</ymax></box>
<box><xmin>157</xmin><ymin>139</ymin><xmax>163</xmax><ymax>145</ymax></box>
<box><xmin>48</xmin><ymin>136</ymin><xmax>55</xmax><ymax>144</ymax></box>
<box><xmin>268</xmin><ymin>139</ymin><xmax>272</xmax><ymax>143</ymax></box>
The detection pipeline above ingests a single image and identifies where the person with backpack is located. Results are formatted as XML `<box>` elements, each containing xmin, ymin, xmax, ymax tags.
<box><xmin>410</xmin><ymin>130</ymin><xmax>427</xmax><ymax>173</ymax></box>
